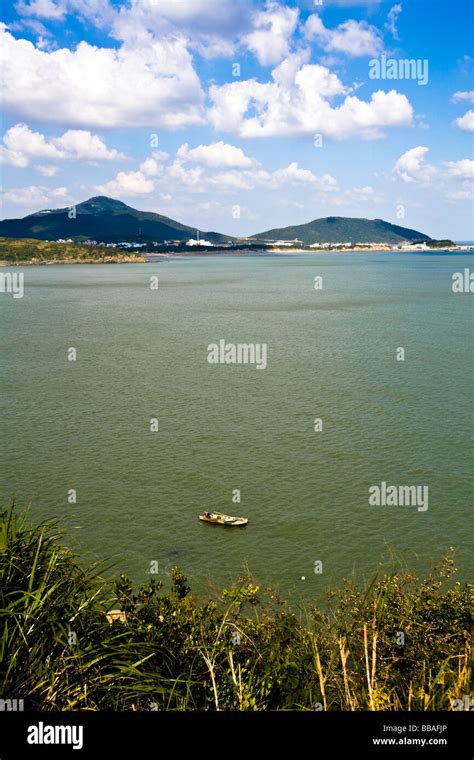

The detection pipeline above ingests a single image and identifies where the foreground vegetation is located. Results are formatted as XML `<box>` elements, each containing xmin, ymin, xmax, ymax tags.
<box><xmin>0</xmin><ymin>504</ymin><xmax>472</xmax><ymax>711</ymax></box>
<box><xmin>0</xmin><ymin>237</ymin><xmax>143</xmax><ymax>263</ymax></box>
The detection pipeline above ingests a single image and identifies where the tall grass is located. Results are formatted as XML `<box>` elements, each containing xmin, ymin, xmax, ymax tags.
<box><xmin>0</xmin><ymin>503</ymin><xmax>472</xmax><ymax>710</ymax></box>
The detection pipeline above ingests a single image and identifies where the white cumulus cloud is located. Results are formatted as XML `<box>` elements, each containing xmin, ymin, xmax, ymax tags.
<box><xmin>15</xmin><ymin>0</ymin><xmax>65</xmax><ymax>19</ymax></box>
<box><xmin>51</xmin><ymin>130</ymin><xmax>125</xmax><ymax>160</ymax></box>
<box><xmin>271</xmin><ymin>162</ymin><xmax>338</xmax><ymax>190</ymax></box>
<box><xmin>0</xmin><ymin>123</ymin><xmax>124</xmax><ymax>167</ymax></box>
<box><xmin>452</xmin><ymin>91</ymin><xmax>474</xmax><ymax>103</ymax></box>
<box><xmin>16</xmin><ymin>0</ymin><xmax>117</xmax><ymax>28</ymax></box>
<box><xmin>305</xmin><ymin>14</ymin><xmax>383</xmax><ymax>57</ymax></box>
<box><xmin>96</xmin><ymin>171</ymin><xmax>155</xmax><ymax>197</ymax></box>
<box><xmin>394</xmin><ymin>148</ymin><xmax>474</xmax><ymax>190</ymax></box>
<box><xmin>209</xmin><ymin>51</ymin><xmax>413</xmax><ymax>140</ymax></box>
<box><xmin>93</xmin><ymin>144</ymin><xmax>340</xmax><ymax>199</ymax></box>
<box><xmin>444</xmin><ymin>159</ymin><xmax>474</xmax><ymax>178</ymax></box>
<box><xmin>36</xmin><ymin>165</ymin><xmax>58</xmax><ymax>176</ymax></box>
<box><xmin>455</xmin><ymin>110</ymin><xmax>474</xmax><ymax>132</ymax></box>
<box><xmin>394</xmin><ymin>146</ymin><xmax>437</xmax><ymax>183</ymax></box>
<box><xmin>2</xmin><ymin>184</ymin><xmax>68</xmax><ymax>205</ymax></box>
<box><xmin>0</xmin><ymin>25</ymin><xmax>205</xmax><ymax>129</ymax></box>
<box><xmin>177</xmin><ymin>142</ymin><xmax>258</xmax><ymax>168</ymax></box>
<box><xmin>139</xmin><ymin>151</ymin><xmax>170</xmax><ymax>177</ymax></box>
<box><xmin>112</xmin><ymin>0</ymin><xmax>253</xmax><ymax>59</ymax></box>
<box><xmin>243</xmin><ymin>1</ymin><xmax>299</xmax><ymax>66</ymax></box>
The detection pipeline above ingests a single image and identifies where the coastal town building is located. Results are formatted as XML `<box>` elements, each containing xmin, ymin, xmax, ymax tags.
<box><xmin>272</xmin><ymin>238</ymin><xmax>303</xmax><ymax>246</ymax></box>
<box><xmin>186</xmin><ymin>238</ymin><xmax>214</xmax><ymax>247</ymax></box>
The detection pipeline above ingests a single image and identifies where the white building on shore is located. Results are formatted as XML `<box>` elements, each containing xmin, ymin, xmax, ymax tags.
<box><xmin>186</xmin><ymin>230</ymin><xmax>214</xmax><ymax>247</ymax></box>
<box><xmin>273</xmin><ymin>238</ymin><xmax>303</xmax><ymax>246</ymax></box>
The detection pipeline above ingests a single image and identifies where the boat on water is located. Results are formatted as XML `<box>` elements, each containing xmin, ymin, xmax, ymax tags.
<box><xmin>199</xmin><ymin>511</ymin><xmax>249</xmax><ymax>527</ymax></box>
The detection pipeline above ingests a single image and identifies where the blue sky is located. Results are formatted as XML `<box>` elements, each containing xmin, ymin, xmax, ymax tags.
<box><xmin>0</xmin><ymin>0</ymin><xmax>473</xmax><ymax>238</ymax></box>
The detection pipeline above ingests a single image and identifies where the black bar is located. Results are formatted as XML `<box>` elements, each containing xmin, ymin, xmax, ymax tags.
<box><xmin>0</xmin><ymin>711</ymin><xmax>472</xmax><ymax>758</ymax></box>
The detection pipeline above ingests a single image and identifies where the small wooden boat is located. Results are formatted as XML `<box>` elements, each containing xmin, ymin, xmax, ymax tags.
<box><xmin>199</xmin><ymin>511</ymin><xmax>248</xmax><ymax>527</ymax></box>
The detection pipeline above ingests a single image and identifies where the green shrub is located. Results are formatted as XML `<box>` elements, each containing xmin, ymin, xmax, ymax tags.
<box><xmin>0</xmin><ymin>503</ymin><xmax>472</xmax><ymax>711</ymax></box>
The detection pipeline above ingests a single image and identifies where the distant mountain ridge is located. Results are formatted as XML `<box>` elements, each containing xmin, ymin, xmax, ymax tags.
<box><xmin>0</xmin><ymin>197</ymin><xmax>431</xmax><ymax>245</ymax></box>
<box><xmin>251</xmin><ymin>216</ymin><xmax>431</xmax><ymax>244</ymax></box>
<box><xmin>0</xmin><ymin>196</ymin><xmax>233</xmax><ymax>244</ymax></box>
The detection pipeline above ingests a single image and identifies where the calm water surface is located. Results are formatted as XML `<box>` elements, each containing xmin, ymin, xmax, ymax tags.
<box><xmin>1</xmin><ymin>252</ymin><xmax>473</xmax><ymax>602</ymax></box>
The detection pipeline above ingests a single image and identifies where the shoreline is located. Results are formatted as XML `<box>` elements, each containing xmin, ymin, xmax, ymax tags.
<box><xmin>147</xmin><ymin>245</ymin><xmax>468</xmax><ymax>256</ymax></box>
<box><xmin>0</xmin><ymin>256</ymin><xmax>145</xmax><ymax>266</ymax></box>
<box><xmin>0</xmin><ymin>246</ymin><xmax>470</xmax><ymax>266</ymax></box>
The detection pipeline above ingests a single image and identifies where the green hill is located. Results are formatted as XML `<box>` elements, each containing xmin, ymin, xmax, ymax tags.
<box><xmin>251</xmin><ymin>216</ymin><xmax>431</xmax><ymax>245</ymax></box>
<box><xmin>0</xmin><ymin>200</ymin><xmax>433</xmax><ymax>247</ymax></box>
<box><xmin>0</xmin><ymin>196</ymin><xmax>234</xmax><ymax>244</ymax></box>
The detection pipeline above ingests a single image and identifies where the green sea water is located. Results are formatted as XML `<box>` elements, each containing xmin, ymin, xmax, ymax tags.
<box><xmin>1</xmin><ymin>252</ymin><xmax>473</xmax><ymax>602</ymax></box>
